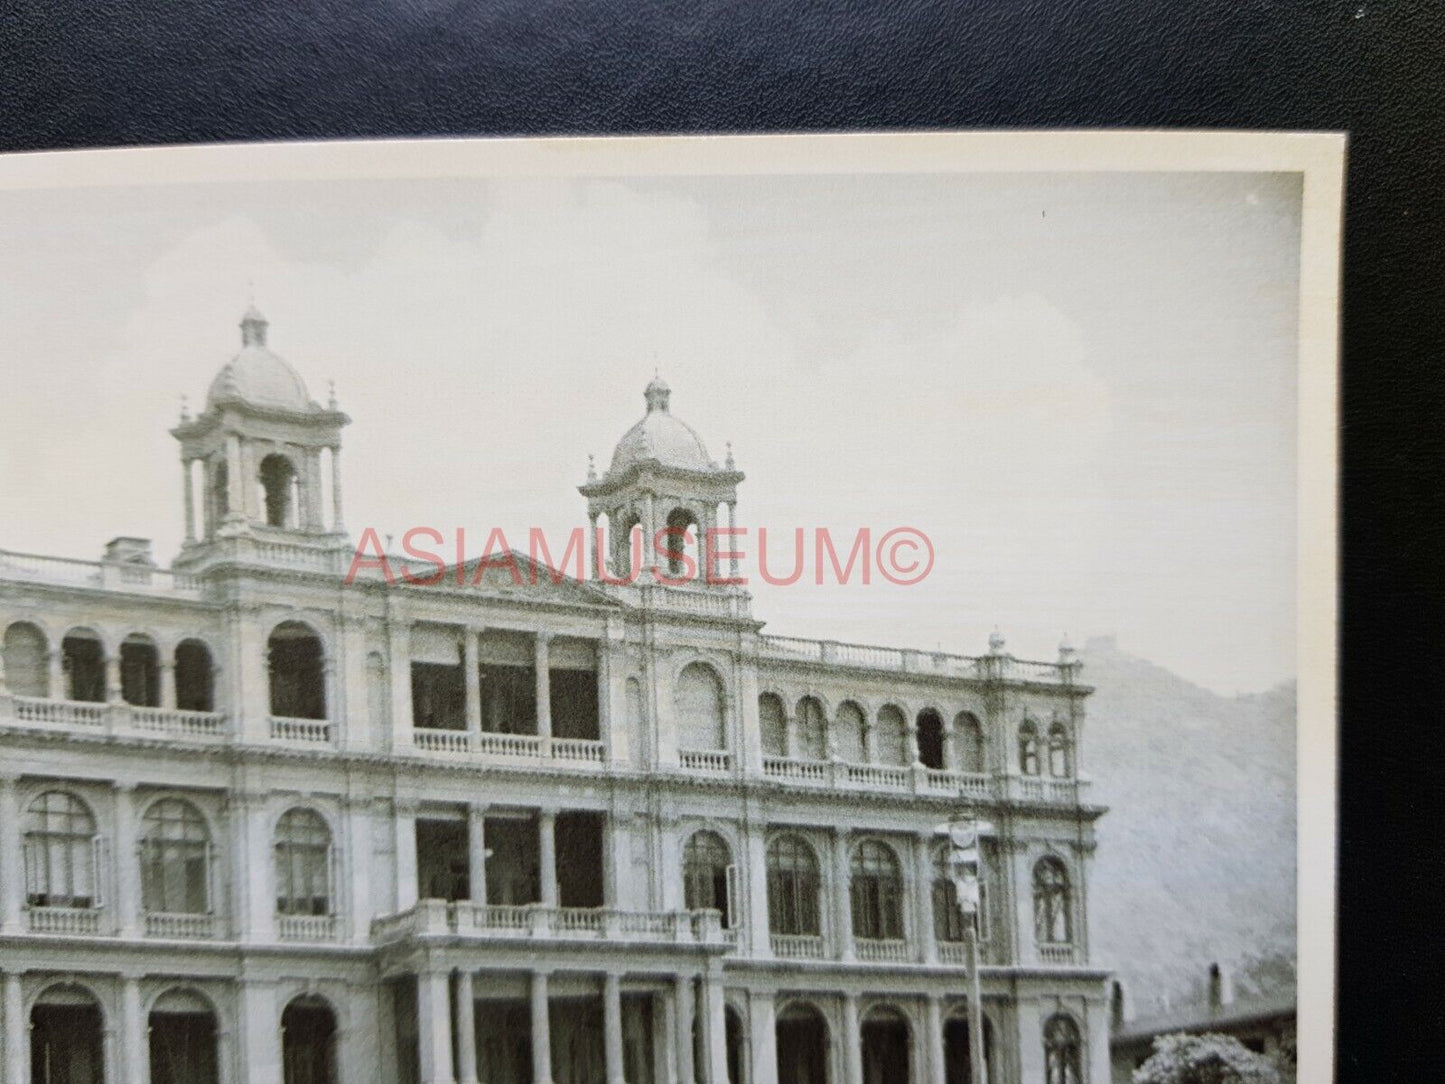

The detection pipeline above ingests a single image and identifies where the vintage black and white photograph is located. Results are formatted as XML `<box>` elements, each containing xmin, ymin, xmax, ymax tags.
<box><xmin>0</xmin><ymin>134</ymin><xmax>1339</xmax><ymax>1084</ymax></box>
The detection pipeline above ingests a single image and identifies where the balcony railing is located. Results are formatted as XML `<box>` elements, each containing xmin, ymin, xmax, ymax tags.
<box><xmin>412</xmin><ymin>730</ymin><xmax>608</xmax><ymax>765</ymax></box>
<box><xmin>132</xmin><ymin>707</ymin><xmax>227</xmax><ymax>739</ymax></box>
<box><xmin>855</xmin><ymin>938</ymin><xmax>910</xmax><ymax>963</ymax></box>
<box><xmin>0</xmin><ymin>548</ymin><xmax>203</xmax><ymax>596</ymax></box>
<box><xmin>12</xmin><ymin>696</ymin><xmax>108</xmax><ymax>728</ymax></box>
<box><xmin>27</xmin><ymin>906</ymin><xmax>102</xmax><ymax>935</ymax></box>
<box><xmin>771</xmin><ymin>934</ymin><xmax>826</xmax><ymax>959</ymax></box>
<box><xmin>145</xmin><ymin>912</ymin><xmax>217</xmax><ymax>940</ymax></box>
<box><xmin>679</xmin><ymin>749</ymin><xmax>733</xmax><ymax>773</ymax></box>
<box><xmin>270</xmin><ymin>717</ymin><xmax>333</xmax><ymax>744</ymax></box>
<box><xmin>373</xmin><ymin>901</ymin><xmax>731</xmax><ymax>949</ymax></box>
<box><xmin>277</xmin><ymin>913</ymin><xmax>339</xmax><ymax>942</ymax></box>
<box><xmin>759</xmin><ymin>635</ymin><xmax>1081</xmax><ymax>686</ymax></box>
<box><xmin>1037</xmin><ymin>942</ymin><xmax>1076</xmax><ymax>965</ymax></box>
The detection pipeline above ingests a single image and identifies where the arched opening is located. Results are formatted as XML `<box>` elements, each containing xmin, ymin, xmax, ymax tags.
<box><xmin>141</xmin><ymin>798</ymin><xmax>213</xmax><ymax>916</ymax></box>
<box><xmin>663</xmin><ymin>506</ymin><xmax>700</xmax><ymax>581</ymax></box>
<box><xmin>874</xmin><ymin>705</ymin><xmax>907</xmax><ymax>767</ymax></box>
<box><xmin>725</xmin><ymin>1005</ymin><xmax>747</xmax><ymax>1084</ymax></box>
<box><xmin>1032</xmin><ymin>857</ymin><xmax>1073</xmax><ymax>946</ymax></box>
<box><xmin>758</xmin><ymin>693</ymin><xmax>786</xmax><ymax>758</ymax></box>
<box><xmin>796</xmin><ymin>697</ymin><xmax>826</xmax><ymax>761</ymax></box>
<box><xmin>31</xmin><ymin>984</ymin><xmax>103</xmax><ymax>1084</ymax></box>
<box><xmin>61</xmin><ymin>628</ymin><xmax>105</xmax><ymax>702</ymax></box>
<box><xmin>1048</xmin><ymin>722</ymin><xmax>1073</xmax><ymax>778</ymax></box>
<box><xmin>175</xmin><ymin>639</ymin><xmax>215</xmax><ymax>712</ymax></box>
<box><xmin>260</xmin><ymin>453</ymin><xmax>299</xmax><ymax>529</ymax></box>
<box><xmin>676</xmin><ymin>662</ymin><xmax>726</xmax><ymax>752</ymax></box>
<box><xmin>932</xmin><ymin>842</ymin><xmax>991</xmax><ymax>946</ymax></box>
<box><xmin>833</xmin><ymin>701</ymin><xmax>865</xmax><ymax>763</ymax></box>
<box><xmin>269</xmin><ymin>621</ymin><xmax>326</xmax><ymax>719</ymax></box>
<box><xmin>1043</xmin><ymin>1013</ymin><xmax>1082</xmax><ymax>1084</ymax></box>
<box><xmin>149</xmin><ymin>989</ymin><xmax>219</xmax><ymax>1084</ymax></box>
<box><xmin>775</xmin><ymin>1003</ymin><xmax>828</xmax><ymax>1084</ymax></box>
<box><xmin>24</xmin><ymin>791</ymin><xmax>98</xmax><ymax>909</ymax></box>
<box><xmin>916</xmin><ymin>709</ymin><xmax>945</xmax><ymax>769</ymax></box>
<box><xmin>766</xmin><ymin>835</ymin><xmax>820</xmax><ymax>937</ymax></box>
<box><xmin>283</xmin><ymin>995</ymin><xmax>338</xmax><ymax>1084</ymax></box>
<box><xmin>954</xmin><ymin>712</ymin><xmax>984</xmax><ymax>774</ymax></box>
<box><xmin>850</xmin><ymin>840</ymin><xmax>904</xmax><ymax>941</ymax></box>
<box><xmin>613</xmin><ymin>510</ymin><xmax>643</xmax><ymax>579</ymax></box>
<box><xmin>860</xmin><ymin>1006</ymin><xmax>910</xmax><ymax>1084</ymax></box>
<box><xmin>1110</xmin><ymin>980</ymin><xmax>1127</xmax><ymax>1030</ymax></box>
<box><xmin>276</xmin><ymin>808</ymin><xmax>333</xmax><ymax>916</ymax></box>
<box><xmin>683</xmin><ymin>830</ymin><xmax>733</xmax><ymax>926</ymax></box>
<box><xmin>2</xmin><ymin>620</ymin><xmax>48</xmax><ymax>697</ymax></box>
<box><xmin>1018</xmin><ymin>720</ymin><xmax>1041</xmax><ymax>776</ymax></box>
<box><xmin>943</xmin><ymin>1015</ymin><xmax>996</xmax><ymax>1084</ymax></box>
<box><xmin>120</xmin><ymin>633</ymin><xmax>161</xmax><ymax>707</ymax></box>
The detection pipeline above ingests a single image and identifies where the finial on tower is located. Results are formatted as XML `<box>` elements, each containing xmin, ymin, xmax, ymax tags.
<box><xmin>988</xmin><ymin>627</ymin><xmax>1007</xmax><ymax>655</ymax></box>
<box><xmin>179</xmin><ymin>394</ymin><xmax>190</xmax><ymax>422</ymax></box>
<box><xmin>586</xmin><ymin>454</ymin><xmax>597</xmax><ymax>482</ymax></box>
<box><xmin>240</xmin><ymin>304</ymin><xmax>268</xmax><ymax>348</ymax></box>
<box><xmin>725</xmin><ymin>441</ymin><xmax>735</xmax><ymax>470</ymax></box>
<box><xmin>328</xmin><ymin>380</ymin><xmax>338</xmax><ymax>410</ymax></box>
<box><xmin>644</xmin><ymin>374</ymin><xmax>671</xmax><ymax>413</ymax></box>
<box><xmin>1058</xmin><ymin>633</ymin><xmax>1079</xmax><ymax>668</ymax></box>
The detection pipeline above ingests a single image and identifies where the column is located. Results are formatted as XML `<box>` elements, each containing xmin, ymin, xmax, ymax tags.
<box><xmin>603</xmin><ymin>973</ymin><xmax>626</xmax><ymax>1084</ymax></box>
<box><xmin>745</xmin><ymin>824</ymin><xmax>771</xmax><ymax>959</ymax></box>
<box><xmin>395</xmin><ymin>800</ymin><xmax>420</xmax><ymax>911</ymax></box>
<box><xmin>160</xmin><ymin>659</ymin><xmax>177</xmax><ymax>709</ymax></box>
<box><xmin>455</xmin><ymin>970</ymin><xmax>478</xmax><ymax>1084</ymax></box>
<box><xmin>531</xmin><ymin>971</ymin><xmax>554</xmax><ymax>1084</ymax></box>
<box><xmin>113</xmin><ymin>783</ymin><xmax>142</xmax><ymax>938</ymax></box>
<box><xmin>672</xmin><ymin>975</ymin><xmax>695</xmax><ymax>1084</ymax></box>
<box><xmin>346</xmin><ymin>798</ymin><xmax>376</xmax><ymax>942</ymax></box>
<box><xmin>2</xmin><ymin>970</ymin><xmax>24</xmax><ymax>1084</ymax></box>
<box><xmin>726</xmin><ymin>501</ymin><xmax>739</xmax><ymax>581</ymax></box>
<box><xmin>1015</xmin><ymin>1001</ymin><xmax>1046</xmax><ymax>1084</ymax></box>
<box><xmin>534</xmin><ymin>633</ymin><xmax>553</xmax><ymax>744</ymax></box>
<box><xmin>121</xmin><ymin>974</ymin><xmax>146</xmax><ymax>1084</ymax></box>
<box><xmin>942</xmin><ymin>721</ymin><xmax>957</xmax><ymax>772</ymax></box>
<box><xmin>105</xmin><ymin>651</ymin><xmax>123</xmax><ymax>703</ymax></box>
<box><xmin>832</xmin><ymin>828</ymin><xmax>854</xmax><ymax>961</ymax></box>
<box><xmin>330</xmin><ymin>445</ymin><xmax>344</xmax><ymax>530</ymax></box>
<box><xmin>0</xmin><ymin>776</ymin><xmax>23</xmax><ymax>934</ymax></box>
<box><xmin>914</xmin><ymin>834</ymin><xmax>938</xmax><ymax>964</ymax></box>
<box><xmin>462</xmin><ymin>627</ymin><xmax>482</xmax><ymax>743</ymax></box>
<box><xmin>748</xmin><ymin>992</ymin><xmax>776</xmax><ymax>1084</ymax></box>
<box><xmin>538</xmin><ymin>810</ymin><xmax>558</xmax><ymax>907</ymax></box>
<box><xmin>467</xmin><ymin>804</ymin><xmax>488</xmax><ymax>905</ymax></box>
<box><xmin>841</xmin><ymin>993</ymin><xmax>863</xmax><ymax>1084</ymax></box>
<box><xmin>700</xmin><ymin>967</ymin><xmax>728</xmax><ymax>1084</ymax></box>
<box><xmin>782</xmin><ymin>710</ymin><xmax>796</xmax><ymax>759</ymax></box>
<box><xmin>906</xmin><ymin>717</ymin><xmax>921</xmax><ymax>765</ymax></box>
<box><xmin>240</xmin><ymin>794</ymin><xmax>274</xmax><ymax>942</ymax></box>
<box><xmin>643</xmin><ymin>492</ymin><xmax>657</xmax><ymax>572</ymax></box>
<box><xmin>588</xmin><ymin>513</ymin><xmax>600</xmax><ymax>580</ymax></box>
<box><xmin>182</xmin><ymin>459</ymin><xmax>197</xmax><ymax>542</ymax></box>
<box><xmin>389</xmin><ymin>615</ymin><xmax>414</xmax><ymax>751</ymax></box>
<box><xmin>239</xmin><ymin>978</ymin><xmax>281</xmax><ymax>1084</ymax></box>
<box><xmin>48</xmin><ymin>647</ymin><xmax>65</xmax><ymax>699</ymax></box>
<box><xmin>303</xmin><ymin>449</ymin><xmax>323</xmax><ymax>530</ymax></box>
<box><xmin>925</xmin><ymin>995</ymin><xmax>946</xmax><ymax>1084</ymax></box>
<box><xmin>225</xmin><ymin>432</ymin><xmax>244</xmax><ymax>522</ymax></box>
<box><xmin>417</xmin><ymin>969</ymin><xmax>454</xmax><ymax>1084</ymax></box>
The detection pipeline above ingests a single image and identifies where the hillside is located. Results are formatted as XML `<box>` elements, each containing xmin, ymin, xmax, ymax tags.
<box><xmin>1080</xmin><ymin>636</ymin><xmax>1296</xmax><ymax>1014</ymax></box>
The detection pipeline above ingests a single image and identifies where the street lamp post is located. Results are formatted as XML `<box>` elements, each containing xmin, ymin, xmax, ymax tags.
<box><xmin>938</xmin><ymin>818</ymin><xmax>993</xmax><ymax>1084</ymax></box>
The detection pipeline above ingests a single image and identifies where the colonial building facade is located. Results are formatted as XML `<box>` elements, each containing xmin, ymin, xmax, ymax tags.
<box><xmin>0</xmin><ymin>311</ymin><xmax>1110</xmax><ymax>1084</ymax></box>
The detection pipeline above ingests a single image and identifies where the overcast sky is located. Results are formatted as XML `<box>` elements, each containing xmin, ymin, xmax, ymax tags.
<box><xmin>0</xmin><ymin>169</ymin><xmax>1300</xmax><ymax>696</ymax></box>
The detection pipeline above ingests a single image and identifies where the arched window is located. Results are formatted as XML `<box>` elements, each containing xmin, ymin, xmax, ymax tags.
<box><xmin>120</xmin><ymin>633</ymin><xmax>160</xmax><ymax>707</ymax></box>
<box><xmin>874</xmin><ymin>705</ymin><xmax>907</xmax><ymax>766</ymax></box>
<box><xmin>796</xmin><ymin>697</ymin><xmax>826</xmax><ymax>761</ymax></box>
<box><xmin>282</xmin><ymin>995</ymin><xmax>338</xmax><ymax>1084</ymax></box>
<box><xmin>849</xmin><ymin>840</ymin><xmax>904</xmax><ymax>940</ymax></box>
<box><xmin>31</xmin><ymin>984</ymin><xmax>104</xmax><ymax>1084</ymax></box>
<box><xmin>1043</xmin><ymin>1013</ymin><xmax>1082</xmax><ymax>1084</ymax></box>
<box><xmin>2</xmin><ymin>621</ymin><xmax>49</xmax><ymax>697</ymax></box>
<box><xmin>834</xmin><ymin>701</ymin><xmax>865</xmax><ymax>763</ymax></box>
<box><xmin>62</xmin><ymin>628</ymin><xmax>105</xmax><ymax>703</ymax></box>
<box><xmin>766</xmin><ymin>835</ymin><xmax>820</xmax><ymax>936</ymax></box>
<box><xmin>275</xmin><ymin>808</ymin><xmax>332</xmax><ymax>916</ymax></box>
<box><xmin>149</xmin><ymin>989</ymin><xmax>219</xmax><ymax>1084</ymax></box>
<box><xmin>269</xmin><ymin>622</ymin><xmax>326</xmax><ymax>719</ymax></box>
<box><xmin>1033</xmin><ymin>857</ymin><xmax>1072</xmax><ymax>945</ymax></box>
<box><xmin>260</xmin><ymin>453</ymin><xmax>299</xmax><ymax>528</ymax></box>
<box><xmin>24</xmin><ymin>791</ymin><xmax>99</xmax><ymax>908</ymax></box>
<box><xmin>1048</xmin><ymin>722</ymin><xmax>1072</xmax><ymax>778</ymax></box>
<box><xmin>916</xmin><ymin>709</ymin><xmax>945</xmax><ymax>769</ymax></box>
<box><xmin>676</xmin><ymin>662</ymin><xmax>726</xmax><ymax>751</ymax></box>
<box><xmin>1019</xmin><ymin>720</ymin><xmax>1041</xmax><ymax>776</ymax></box>
<box><xmin>174</xmin><ymin>639</ymin><xmax>215</xmax><ymax>712</ymax></box>
<box><xmin>758</xmin><ymin>693</ymin><xmax>786</xmax><ymax>758</ymax></box>
<box><xmin>663</xmin><ymin>507</ymin><xmax>700</xmax><ymax>580</ymax></box>
<box><xmin>141</xmin><ymin>799</ymin><xmax>212</xmax><ymax>915</ymax></box>
<box><xmin>954</xmin><ymin>712</ymin><xmax>984</xmax><ymax>774</ymax></box>
<box><xmin>933</xmin><ymin>840</ymin><xmax>992</xmax><ymax>944</ymax></box>
<box><xmin>683</xmin><ymin>830</ymin><xmax>733</xmax><ymax>926</ymax></box>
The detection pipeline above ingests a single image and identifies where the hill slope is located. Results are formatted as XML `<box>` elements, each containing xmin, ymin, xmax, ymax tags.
<box><xmin>1080</xmin><ymin>636</ymin><xmax>1296</xmax><ymax>1013</ymax></box>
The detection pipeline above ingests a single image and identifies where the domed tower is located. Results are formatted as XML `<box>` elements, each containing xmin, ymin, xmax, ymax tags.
<box><xmin>580</xmin><ymin>376</ymin><xmax>743</xmax><ymax>587</ymax></box>
<box><xmin>171</xmin><ymin>307</ymin><xmax>350</xmax><ymax>569</ymax></box>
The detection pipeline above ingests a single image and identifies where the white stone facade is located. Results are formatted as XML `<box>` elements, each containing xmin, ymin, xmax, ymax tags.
<box><xmin>0</xmin><ymin>313</ymin><xmax>1110</xmax><ymax>1084</ymax></box>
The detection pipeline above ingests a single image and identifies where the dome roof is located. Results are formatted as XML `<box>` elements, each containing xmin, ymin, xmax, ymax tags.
<box><xmin>606</xmin><ymin>377</ymin><xmax>716</xmax><ymax>477</ymax></box>
<box><xmin>205</xmin><ymin>308</ymin><xmax>317</xmax><ymax>414</ymax></box>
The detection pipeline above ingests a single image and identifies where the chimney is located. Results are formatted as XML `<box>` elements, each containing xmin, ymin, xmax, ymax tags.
<box><xmin>1208</xmin><ymin>962</ymin><xmax>1235</xmax><ymax>1011</ymax></box>
<box><xmin>103</xmin><ymin>537</ymin><xmax>155</xmax><ymax>566</ymax></box>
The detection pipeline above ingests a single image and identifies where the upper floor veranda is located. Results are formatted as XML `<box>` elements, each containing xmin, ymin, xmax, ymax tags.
<box><xmin>0</xmin><ymin>540</ymin><xmax>1094</xmax><ymax>811</ymax></box>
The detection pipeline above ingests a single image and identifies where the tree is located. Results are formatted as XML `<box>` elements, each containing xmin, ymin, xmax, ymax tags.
<box><xmin>1133</xmin><ymin>1033</ymin><xmax>1282</xmax><ymax>1084</ymax></box>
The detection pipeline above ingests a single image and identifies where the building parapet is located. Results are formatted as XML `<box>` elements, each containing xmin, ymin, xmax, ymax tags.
<box><xmin>760</xmin><ymin>634</ymin><xmax>1085</xmax><ymax>688</ymax></box>
<box><xmin>370</xmin><ymin>900</ymin><xmax>734</xmax><ymax>952</ymax></box>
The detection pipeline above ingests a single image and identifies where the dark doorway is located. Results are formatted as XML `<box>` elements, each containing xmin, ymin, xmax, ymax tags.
<box><xmin>943</xmin><ymin>1018</ymin><xmax>995</xmax><ymax>1084</ymax></box>
<box><xmin>475</xmin><ymin>1000</ymin><xmax>532</xmax><ymax>1084</ymax></box>
<box><xmin>776</xmin><ymin>1006</ymin><xmax>828</xmax><ymax>1084</ymax></box>
<box><xmin>416</xmin><ymin>818</ymin><xmax>469</xmax><ymax>901</ymax></box>
<box><xmin>916</xmin><ymin>709</ymin><xmax>945</xmax><ymax>770</ymax></box>
<box><xmin>269</xmin><ymin>622</ymin><xmax>325</xmax><ymax>719</ymax></box>
<box><xmin>726</xmin><ymin>1005</ymin><xmax>746</xmax><ymax>1084</ymax></box>
<box><xmin>282</xmin><ymin>996</ymin><xmax>338</xmax><ymax>1084</ymax></box>
<box><xmin>31</xmin><ymin>1000</ymin><xmax>104</xmax><ymax>1084</ymax></box>
<box><xmin>149</xmin><ymin>1009</ymin><xmax>219</xmax><ymax>1084</ymax></box>
<box><xmin>485</xmin><ymin>817</ymin><xmax>540</xmax><ymax>905</ymax></box>
<box><xmin>861</xmin><ymin>1013</ymin><xmax>910</xmax><ymax>1084</ymax></box>
<box><xmin>556</xmin><ymin>812</ymin><xmax>605</xmax><ymax>908</ymax></box>
<box><xmin>175</xmin><ymin>639</ymin><xmax>215</xmax><ymax>711</ymax></box>
<box><xmin>61</xmin><ymin>632</ymin><xmax>104</xmax><ymax>703</ymax></box>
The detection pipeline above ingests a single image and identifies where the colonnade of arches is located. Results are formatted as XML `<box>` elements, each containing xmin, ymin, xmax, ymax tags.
<box><xmin>756</xmin><ymin>694</ymin><xmax>990</xmax><ymax>774</ymax></box>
